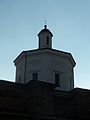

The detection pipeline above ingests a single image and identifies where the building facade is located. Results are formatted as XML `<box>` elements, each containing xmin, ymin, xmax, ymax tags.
<box><xmin>14</xmin><ymin>25</ymin><xmax>76</xmax><ymax>91</ymax></box>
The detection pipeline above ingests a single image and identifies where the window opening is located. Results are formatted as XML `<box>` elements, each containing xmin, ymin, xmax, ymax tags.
<box><xmin>18</xmin><ymin>74</ymin><xmax>22</xmax><ymax>83</ymax></box>
<box><xmin>39</xmin><ymin>37</ymin><xmax>40</xmax><ymax>48</ymax></box>
<box><xmin>32</xmin><ymin>72</ymin><xmax>38</xmax><ymax>80</ymax></box>
<box><xmin>46</xmin><ymin>36</ymin><xmax>49</xmax><ymax>45</ymax></box>
<box><xmin>55</xmin><ymin>73</ymin><xmax>60</xmax><ymax>87</ymax></box>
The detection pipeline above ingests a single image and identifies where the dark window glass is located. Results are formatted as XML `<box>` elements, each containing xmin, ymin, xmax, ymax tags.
<box><xmin>55</xmin><ymin>73</ymin><xmax>59</xmax><ymax>87</ymax></box>
<box><xmin>18</xmin><ymin>74</ymin><xmax>22</xmax><ymax>83</ymax></box>
<box><xmin>32</xmin><ymin>73</ymin><xmax>38</xmax><ymax>80</ymax></box>
<box><xmin>46</xmin><ymin>36</ymin><xmax>49</xmax><ymax>45</ymax></box>
<box><xmin>39</xmin><ymin>37</ymin><xmax>40</xmax><ymax>48</ymax></box>
<box><xmin>18</xmin><ymin>76</ymin><xmax>21</xmax><ymax>83</ymax></box>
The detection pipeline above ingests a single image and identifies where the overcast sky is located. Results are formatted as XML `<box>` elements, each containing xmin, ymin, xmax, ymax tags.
<box><xmin>0</xmin><ymin>0</ymin><xmax>90</xmax><ymax>89</ymax></box>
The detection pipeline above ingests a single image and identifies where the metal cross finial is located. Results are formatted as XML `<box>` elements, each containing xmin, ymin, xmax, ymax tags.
<box><xmin>44</xmin><ymin>20</ymin><xmax>47</xmax><ymax>29</ymax></box>
<box><xmin>45</xmin><ymin>20</ymin><xmax>47</xmax><ymax>25</ymax></box>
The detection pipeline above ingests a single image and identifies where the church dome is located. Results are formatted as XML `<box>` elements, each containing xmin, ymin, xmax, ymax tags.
<box><xmin>38</xmin><ymin>25</ymin><xmax>53</xmax><ymax>36</ymax></box>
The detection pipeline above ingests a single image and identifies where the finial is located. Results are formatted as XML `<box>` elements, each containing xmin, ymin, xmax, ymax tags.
<box><xmin>44</xmin><ymin>20</ymin><xmax>47</xmax><ymax>29</ymax></box>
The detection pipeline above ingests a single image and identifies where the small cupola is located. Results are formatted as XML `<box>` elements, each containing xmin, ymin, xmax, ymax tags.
<box><xmin>38</xmin><ymin>25</ymin><xmax>53</xmax><ymax>49</ymax></box>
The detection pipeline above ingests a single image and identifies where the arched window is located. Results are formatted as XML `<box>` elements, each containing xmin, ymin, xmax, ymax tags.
<box><xmin>32</xmin><ymin>72</ymin><xmax>38</xmax><ymax>80</ymax></box>
<box><xmin>55</xmin><ymin>73</ymin><xmax>60</xmax><ymax>87</ymax></box>
<box><xmin>46</xmin><ymin>36</ymin><xmax>49</xmax><ymax>45</ymax></box>
<box><xmin>39</xmin><ymin>37</ymin><xmax>40</xmax><ymax>48</ymax></box>
<box><xmin>18</xmin><ymin>74</ymin><xmax>22</xmax><ymax>83</ymax></box>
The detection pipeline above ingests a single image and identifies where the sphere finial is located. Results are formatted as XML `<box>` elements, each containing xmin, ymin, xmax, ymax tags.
<box><xmin>44</xmin><ymin>25</ymin><xmax>47</xmax><ymax>29</ymax></box>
